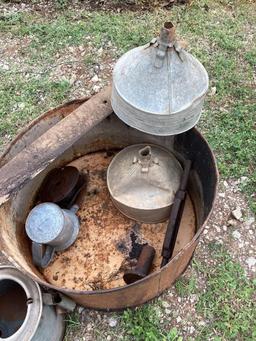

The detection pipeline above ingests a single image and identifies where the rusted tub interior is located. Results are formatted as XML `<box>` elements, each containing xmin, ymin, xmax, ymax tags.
<box><xmin>0</xmin><ymin>99</ymin><xmax>217</xmax><ymax>309</ymax></box>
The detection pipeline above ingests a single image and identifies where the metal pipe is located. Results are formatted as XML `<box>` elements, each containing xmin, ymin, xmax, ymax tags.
<box><xmin>161</xmin><ymin>159</ymin><xmax>192</xmax><ymax>267</ymax></box>
<box><xmin>123</xmin><ymin>245</ymin><xmax>156</xmax><ymax>284</ymax></box>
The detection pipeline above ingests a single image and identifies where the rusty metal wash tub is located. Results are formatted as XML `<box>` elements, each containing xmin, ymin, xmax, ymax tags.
<box><xmin>0</xmin><ymin>98</ymin><xmax>218</xmax><ymax>310</ymax></box>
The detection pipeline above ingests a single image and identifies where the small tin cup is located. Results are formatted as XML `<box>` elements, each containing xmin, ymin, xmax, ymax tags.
<box><xmin>25</xmin><ymin>202</ymin><xmax>80</xmax><ymax>268</ymax></box>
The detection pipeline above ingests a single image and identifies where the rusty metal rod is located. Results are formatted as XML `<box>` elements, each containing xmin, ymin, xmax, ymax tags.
<box><xmin>123</xmin><ymin>244</ymin><xmax>155</xmax><ymax>284</ymax></box>
<box><xmin>0</xmin><ymin>86</ymin><xmax>112</xmax><ymax>206</ymax></box>
<box><xmin>161</xmin><ymin>159</ymin><xmax>192</xmax><ymax>267</ymax></box>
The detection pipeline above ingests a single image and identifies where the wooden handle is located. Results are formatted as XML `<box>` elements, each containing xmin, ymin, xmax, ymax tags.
<box><xmin>0</xmin><ymin>86</ymin><xmax>112</xmax><ymax>206</ymax></box>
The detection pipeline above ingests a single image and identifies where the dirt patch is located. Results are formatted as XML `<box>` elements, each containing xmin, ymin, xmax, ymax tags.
<box><xmin>0</xmin><ymin>0</ymin><xmax>189</xmax><ymax>14</ymax></box>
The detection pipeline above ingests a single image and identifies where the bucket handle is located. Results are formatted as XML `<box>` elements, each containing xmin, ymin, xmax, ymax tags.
<box><xmin>32</xmin><ymin>242</ymin><xmax>55</xmax><ymax>268</ymax></box>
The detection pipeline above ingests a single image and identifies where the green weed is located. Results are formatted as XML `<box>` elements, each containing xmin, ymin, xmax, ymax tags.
<box><xmin>0</xmin><ymin>72</ymin><xmax>70</xmax><ymax>145</ymax></box>
<box><xmin>122</xmin><ymin>305</ymin><xmax>183</xmax><ymax>341</ymax></box>
<box><xmin>175</xmin><ymin>275</ymin><xmax>197</xmax><ymax>297</ymax></box>
<box><xmin>196</xmin><ymin>244</ymin><xmax>256</xmax><ymax>340</ymax></box>
<box><xmin>64</xmin><ymin>311</ymin><xmax>81</xmax><ymax>341</ymax></box>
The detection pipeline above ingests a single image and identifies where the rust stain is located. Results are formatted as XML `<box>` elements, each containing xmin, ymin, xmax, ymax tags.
<box><xmin>42</xmin><ymin>151</ymin><xmax>196</xmax><ymax>291</ymax></box>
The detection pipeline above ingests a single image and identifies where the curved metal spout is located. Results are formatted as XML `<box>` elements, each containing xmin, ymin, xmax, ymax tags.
<box><xmin>155</xmin><ymin>22</ymin><xmax>176</xmax><ymax>68</ymax></box>
<box><xmin>161</xmin><ymin>22</ymin><xmax>176</xmax><ymax>45</ymax></box>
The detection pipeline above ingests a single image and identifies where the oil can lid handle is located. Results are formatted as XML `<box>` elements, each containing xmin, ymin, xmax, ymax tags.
<box><xmin>133</xmin><ymin>146</ymin><xmax>159</xmax><ymax>173</ymax></box>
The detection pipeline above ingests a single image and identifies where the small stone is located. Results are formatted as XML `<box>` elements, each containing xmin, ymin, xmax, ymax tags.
<box><xmin>18</xmin><ymin>102</ymin><xmax>25</xmax><ymax>109</ymax></box>
<box><xmin>108</xmin><ymin>317</ymin><xmax>118</xmax><ymax>327</ymax></box>
<box><xmin>223</xmin><ymin>225</ymin><xmax>227</xmax><ymax>231</ymax></box>
<box><xmin>91</xmin><ymin>75</ymin><xmax>99</xmax><ymax>83</ymax></box>
<box><xmin>107</xmin><ymin>336</ymin><xmax>112</xmax><ymax>341</ymax></box>
<box><xmin>190</xmin><ymin>294</ymin><xmax>197</xmax><ymax>303</ymax></box>
<box><xmin>97</xmin><ymin>47</ymin><xmax>103</xmax><ymax>56</ymax></box>
<box><xmin>218</xmin><ymin>192</ymin><xmax>225</xmax><ymax>198</ymax></box>
<box><xmin>162</xmin><ymin>301</ymin><xmax>170</xmax><ymax>308</ymax></box>
<box><xmin>198</xmin><ymin>320</ymin><xmax>206</xmax><ymax>326</ymax></box>
<box><xmin>92</xmin><ymin>85</ymin><xmax>100</xmax><ymax>93</ymax></box>
<box><xmin>209</xmin><ymin>86</ymin><xmax>217</xmax><ymax>96</ymax></box>
<box><xmin>223</xmin><ymin>181</ymin><xmax>229</xmax><ymax>188</ymax></box>
<box><xmin>227</xmin><ymin>219</ymin><xmax>237</xmax><ymax>227</ymax></box>
<box><xmin>215</xmin><ymin>226</ymin><xmax>221</xmax><ymax>233</ymax></box>
<box><xmin>78</xmin><ymin>306</ymin><xmax>84</xmax><ymax>314</ymax></box>
<box><xmin>87</xmin><ymin>323</ymin><xmax>93</xmax><ymax>331</ymax></box>
<box><xmin>240</xmin><ymin>176</ymin><xmax>248</xmax><ymax>184</ymax></box>
<box><xmin>2</xmin><ymin>63</ymin><xmax>9</xmax><ymax>70</ymax></box>
<box><xmin>232</xmin><ymin>230</ymin><xmax>241</xmax><ymax>239</ymax></box>
<box><xmin>189</xmin><ymin>326</ymin><xmax>195</xmax><ymax>334</ymax></box>
<box><xmin>238</xmin><ymin>242</ymin><xmax>244</xmax><ymax>248</ymax></box>
<box><xmin>69</xmin><ymin>74</ymin><xmax>76</xmax><ymax>85</ymax></box>
<box><xmin>246</xmin><ymin>257</ymin><xmax>256</xmax><ymax>268</ymax></box>
<box><xmin>93</xmin><ymin>64</ymin><xmax>100</xmax><ymax>73</ymax></box>
<box><xmin>232</xmin><ymin>207</ymin><xmax>243</xmax><ymax>220</ymax></box>
<box><xmin>176</xmin><ymin>316</ymin><xmax>182</xmax><ymax>323</ymax></box>
<box><xmin>165</xmin><ymin>308</ymin><xmax>172</xmax><ymax>314</ymax></box>
<box><xmin>245</xmin><ymin>217</ymin><xmax>255</xmax><ymax>227</ymax></box>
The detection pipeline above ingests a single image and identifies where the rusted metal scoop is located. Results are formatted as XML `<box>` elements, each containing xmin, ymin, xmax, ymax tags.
<box><xmin>38</xmin><ymin>166</ymin><xmax>86</xmax><ymax>209</ymax></box>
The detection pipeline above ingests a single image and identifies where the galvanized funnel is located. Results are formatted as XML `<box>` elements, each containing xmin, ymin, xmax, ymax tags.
<box><xmin>112</xmin><ymin>22</ymin><xmax>209</xmax><ymax>136</ymax></box>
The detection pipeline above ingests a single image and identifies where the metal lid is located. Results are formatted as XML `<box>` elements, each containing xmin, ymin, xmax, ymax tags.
<box><xmin>112</xmin><ymin>22</ymin><xmax>209</xmax><ymax>136</ymax></box>
<box><xmin>107</xmin><ymin>144</ymin><xmax>182</xmax><ymax>215</ymax></box>
<box><xmin>25</xmin><ymin>203</ymin><xmax>64</xmax><ymax>244</ymax></box>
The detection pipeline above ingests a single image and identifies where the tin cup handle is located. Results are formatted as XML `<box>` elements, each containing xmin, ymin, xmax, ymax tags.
<box><xmin>32</xmin><ymin>241</ymin><xmax>55</xmax><ymax>268</ymax></box>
